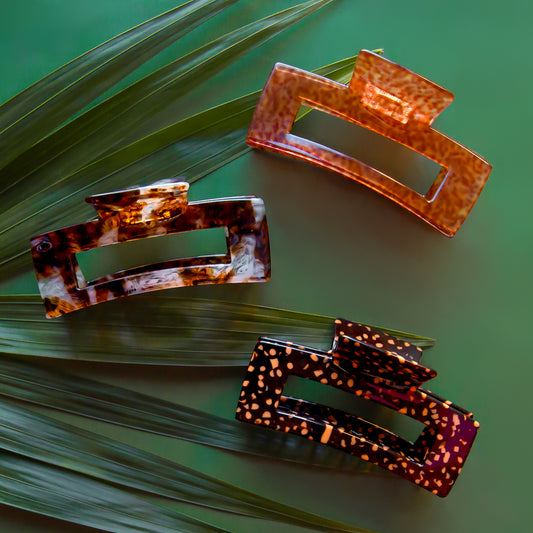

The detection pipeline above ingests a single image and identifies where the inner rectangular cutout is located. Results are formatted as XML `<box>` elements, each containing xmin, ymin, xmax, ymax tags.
<box><xmin>76</xmin><ymin>227</ymin><xmax>228</xmax><ymax>283</ymax></box>
<box><xmin>291</xmin><ymin>106</ymin><xmax>444</xmax><ymax>195</ymax></box>
<box><xmin>281</xmin><ymin>375</ymin><xmax>426</xmax><ymax>445</ymax></box>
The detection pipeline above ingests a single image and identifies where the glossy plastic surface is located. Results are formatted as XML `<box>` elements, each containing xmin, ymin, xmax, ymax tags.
<box><xmin>31</xmin><ymin>181</ymin><xmax>271</xmax><ymax>318</ymax></box>
<box><xmin>247</xmin><ymin>50</ymin><xmax>492</xmax><ymax>236</ymax></box>
<box><xmin>236</xmin><ymin>319</ymin><xmax>478</xmax><ymax>497</ymax></box>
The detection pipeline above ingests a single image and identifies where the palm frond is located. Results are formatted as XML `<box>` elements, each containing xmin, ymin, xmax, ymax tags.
<box><xmin>0</xmin><ymin>0</ymin><xmax>331</xmax><ymax>238</ymax></box>
<box><xmin>1</xmin><ymin>354</ymin><xmax>382</xmax><ymax>473</ymax></box>
<box><xmin>0</xmin><ymin>400</ymin><xmax>372</xmax><ymax>532</ymax></box>
<box><xmin>0</xmin><ymin>295</ymin><xmax>434</xmax><ymax>363</ymax></box>
<box><xmin>0</xmin><ymin>0</ymin><xmax>240</xmax><ymax>173</ymax></box>
<box><xmin>2</xmin><ymin>452</ymin><xmax>227</xmax><ymax>533</ymax></box>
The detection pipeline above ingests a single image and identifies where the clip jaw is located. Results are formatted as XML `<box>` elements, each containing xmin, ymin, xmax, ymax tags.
<box><xmin>236</xmin><ymin>319</ymin><xmax>478</xmax><ymax>497</ymax></box>
<box><xmin>31</xmin><ymin>181</ymin><xmax>270</xmax><ymax>318</ymax></box>
<box><xmin>246</xmin><ymin>49</ymin><xmax>492</xmax><ymax>236</ymax></box>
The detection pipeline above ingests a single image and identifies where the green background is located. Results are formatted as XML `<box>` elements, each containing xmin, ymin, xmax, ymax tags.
<box><xmin>0</xmin><ymin>1</ymin><xmax>530</xmax><ymax>532</ymax></box>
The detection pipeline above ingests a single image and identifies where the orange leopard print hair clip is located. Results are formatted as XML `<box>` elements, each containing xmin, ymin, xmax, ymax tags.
<box><xmin>247</xmin><ymin>50</ymin><xmax>492</xmax><ymax>236</ymax></box>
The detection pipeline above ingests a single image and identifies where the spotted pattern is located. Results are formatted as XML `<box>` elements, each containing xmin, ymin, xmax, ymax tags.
<box><xmin>31</xmin><ymin>181</ymin><xmax>271</xmax><ymax>318</ymax></box>
<box><xmin>236</xmin><ymin>319</ymin><xmax>478</xmax><ymax>497</ymax></box>
<box><xmin>246</xmin><ymin>49</ymin><xmax>492</xmax><ymax>237</ymax></box>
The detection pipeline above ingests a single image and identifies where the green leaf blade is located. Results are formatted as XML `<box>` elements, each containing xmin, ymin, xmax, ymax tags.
<box><xmin>0</xmin><ymin>401</ymin><xmax>372</xmax><ymax>532</ymax></box>
<box><xmin>0</xmin><ymin>295</ymin><xmax>435</xmax><ymax>364</ymax></box>
<box><xmin>0</xmin><ymin>354</ymin><xmax>416</xmax><ymax>477</ymax></box>
<box><xmin>0</xmin><ymin>452</ymin><xmax>228</xmax><ymax>533</ymax></box>
<box><xmin>0</xmin><ymin>0</ymin><xmax>332</xmax><ymax>226</ymax></box>
<box><xmin>0</xmin><ymin>0</ymin><xmax>240</xmax><ymax>176</ymax></box>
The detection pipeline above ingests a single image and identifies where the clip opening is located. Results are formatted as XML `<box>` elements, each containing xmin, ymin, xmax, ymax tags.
<box><xmin>74</xmin><ymin>226</ymin><xmax>230</xmax><ymax>288</ymax></box>
<box><xmin>290</xmin><ymin>103</ymin><xmax>447</xmax><ymax>197</ymax></box>
<box><xmin>278</xmin><ymin>392</ymin><xmax>432</xmax><ymax>466</ymax></box>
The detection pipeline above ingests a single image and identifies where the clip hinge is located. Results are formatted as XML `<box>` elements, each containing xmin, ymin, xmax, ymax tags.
<box><xmin>86</xmin><ymin>181</ymin><xmax>190</xmax><ymax>224</ymax></box>
<box><xmin>330</xmin><ymin>319</ymin><xmax>436</xmax><ymax>389</ymax></box>
<box><xmin>360</xmin><ymin>84</ymin><xmax>414</xmax><ymax>124</ymax></box>
<box><xmin>351</xmin><ymin>50</ymin><xmax>454</xmax><ymax>125</ymax></box>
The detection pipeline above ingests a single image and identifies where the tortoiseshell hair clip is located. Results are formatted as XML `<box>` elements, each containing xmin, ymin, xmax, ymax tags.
<box><xmin>247</xmin><ymin>49</ymin><xmax>492</xmax><ymax>236</ymax></box>
<box><xmin>31</xmin><ymin>181</ymin><xmax>270</xmax><ymax>318</ymax></box>
<box><xmin>236</xmin><ymin>320</ymin><xmax>479</xmax><ymax>497</ymax></box>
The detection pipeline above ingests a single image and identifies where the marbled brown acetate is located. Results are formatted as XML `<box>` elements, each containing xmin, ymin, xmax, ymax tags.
<box><xmin>247</xmin><ymin>49</ymin><xmax>492</xmax><ymax>236</ymax></box>
<box><xmin>31</xmin><ymin>181</ymin><xmax>270</xmax><ymax>318</ymax></box>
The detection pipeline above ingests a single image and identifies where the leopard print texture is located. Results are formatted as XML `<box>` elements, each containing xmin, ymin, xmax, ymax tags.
<box><xmin>246</xmin><ymin>49</ymin><xmax>492</xmax><ymax>236</ymax></box>
<box><xmin>236</xmin><ymin>319</ymin><xmax>478</xmax><ymax>497</ymax></box>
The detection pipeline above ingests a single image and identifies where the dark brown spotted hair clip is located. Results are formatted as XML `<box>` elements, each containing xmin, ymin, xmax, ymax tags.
<box><xmin>236</xmin><ymin>319</ymin><xmax>479</xmax><ymax>497</ymax></box>
<box><xmin>247</xmin><ymin>49</ymin><xmax>492</xmax><ymax>236</ymax></box>
<box><xmin>31</xmin><ymin>181</ymin><xmax>270</xmax><ymax>318</ymax></box>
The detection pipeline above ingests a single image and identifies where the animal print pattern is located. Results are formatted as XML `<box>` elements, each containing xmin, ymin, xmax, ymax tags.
<box><xmin>31</xmin><ymin>181</ymin><xmax>271</xmax><ymax>318</ymax></box>
<box><xmin>236</xmin><ymin>319</ymin><xmax>478</xmax><ymax>497</ymax></box>
<box><xmin>246</xmin><ymin>49</ymin><xmax>492</xmax><ymax>236</ymax></box>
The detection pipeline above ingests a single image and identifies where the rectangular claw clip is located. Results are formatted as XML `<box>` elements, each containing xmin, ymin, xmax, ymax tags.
<box><xmin>31</xmin><ymin>181</ymin><xmax>270</xmax><ymax>318</ymax></box>
<box><xmin>247</xmin><ymin>49</ymin><xmax>492</xmax><ymax>236</ymax></box>
<box><xmin>236</xmin><ymin>319</ymin><xmax>478</xmax><ymax>497</ymax></box>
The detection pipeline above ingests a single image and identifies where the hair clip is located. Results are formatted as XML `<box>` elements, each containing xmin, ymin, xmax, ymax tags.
<box><xmin>31</xmin><ymin>181</ymin><xmax>270</xmax><ymax>318</ymax></box>
<box><xmin>247</xmin><ymin>49</ymin><xmax>492</xmax><ymax>236</ymax></box>
<box><xmin>236</xmin><ymin>319</ymin><xmax>479</xmax><ymax>496</ymax></box>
